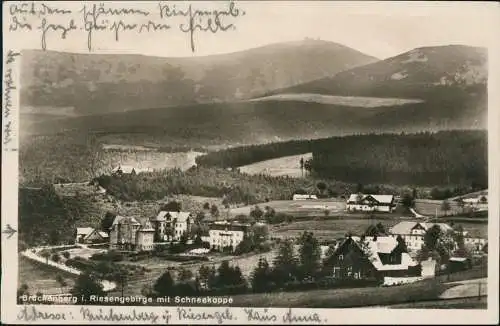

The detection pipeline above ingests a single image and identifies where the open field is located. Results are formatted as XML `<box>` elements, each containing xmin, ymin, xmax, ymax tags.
<box><xmin>231</xmin><ymin>278</ymin><xmax>450</xmax><ymax>307</ymax></box>
<box><xmin>270</xmin><ymin>216</ymin><xmax>488</xmax><ymax>241</ymax></box>
<box><xmin>228</xmin><ymin>199</ymin><xmax>346</xmax><ymax>218</ymax></box>
<box><xmin>18</xmin><ymin>256</ymin><xmax>76</xmax><ymax>295</ymax></box>
<box><xmin>387</xmin><ymin>296</ymin><xmax>486</xmax><ymax>309</ymax></box>
<box><xmin>238</xmin><ymin>153</ymin><xmax>313</xmax><ymax>177</ymax></box>
<box><xmin>250</xmin><ymin>93</ymin><xmax>424</xmax><ymax>107</ymax></box>
<box><xmin>271</xmin><ymin>218</ymin><xmax>401</xmax><ymax>241</ymax></box>
<box><xmin>414</xmin><ymin>199</ymin><xmax>466</xmax><ymax>217</ymax></box>
<box><xmin>102</xmin><ymin>150</ymin><xmax>205</xmax><ymax>173</ymax></box>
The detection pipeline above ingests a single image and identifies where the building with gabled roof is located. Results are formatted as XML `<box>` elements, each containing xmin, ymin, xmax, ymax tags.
<box><xmin>346</xmin><ymin>194</ymin><xmax>395</xmax><ymax>212</ymax></box>
<box><xmin>75</xmin><ymin>227</ymin><xmax>109</xmax><ymax>244</ymax></box>
<box><xmin>323</xmin><ymin>235</ymin><xmax>420</xmax><ymax>281</ymax></box>
<box><xmin>388</xmin><ymin>221</ymin><xmax>479</xmax><ymax>252</ymax></box>
<box><xmin>151</xmin><ymin>211</ymin><xmax>193</xmax><ymax>242</ymax></box>
<box><xmin>207</xmin><ymin>220</ymin><xmax>252</xmax><ymax>252</ymax></box>
<box><xmin>109</xmin><ymin>215</ymin><xmax>155</xmax><ymax>251</ymax></box>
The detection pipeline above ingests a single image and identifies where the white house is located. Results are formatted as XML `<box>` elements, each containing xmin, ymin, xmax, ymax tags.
<box><xmin>207</xmin><ymin>221</ymin><xmax>251</xmax><ymax>252</ymax></box>
<box><xmin>75</xmin><ymin>227</ymin><xmax>94</xmax><ymax>244</ymax></box>
<box><xmin>293</xmin><ymin>194</ymin><xmax>318</xmax><ymax>201</ymax></box>
<box><xmin>346</xmin><ymin>194</ymin><xmax>395</xmax><ymax>212</ymax></box>
<box><xmin>151</xmin><ymin>211</ymin><xmax>193</xmax><ymax>242</ymax></box>
<box><xmin>389</xmin><ymin>221</ymin><xmax>456</xmax><ymax>252</ymax></box>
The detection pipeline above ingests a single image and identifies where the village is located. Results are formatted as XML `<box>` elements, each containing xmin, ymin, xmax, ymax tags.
<box><xmin>19</xmin><ymin>163</ymin><xmax>489</xmax><ymax>304</ymax></box>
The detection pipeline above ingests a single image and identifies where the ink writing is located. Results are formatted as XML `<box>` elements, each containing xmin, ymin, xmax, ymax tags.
<box><xmin>158</xmin><ymin>1</ymin><xmax>245</xmax><ymax>52</ymax></box>
<box><xmin>282</xmin><ymin>308</ymin><xmax>325</xmax><ymax>324</ymax></box>
<box><xmin>3</xmin><ymin>50</ymin><xmax>20</xmax><ymax>148</ymax></box>
<box><xmin>177</xmin><ymin>307</ymin><xmax>235</xmax><ymax>324</ymax></box>
<box><xmin>79</xmin><ymin>307</ymin><xmax>160</xmax><ymax>323</ymax></box>
<box><xmin>7</xmin><ymin>1</ymin><xmax>246</xmax><ymax>52</ymax></box>
<box><xmin>244</xmin><ymin>308</ymin><xmax>278</xmax><ymax>322</ymax></box>
<box><xmin>17</xmin><ymin>306</ymin><xmax>68</xmax><ymax>322</ymax></box>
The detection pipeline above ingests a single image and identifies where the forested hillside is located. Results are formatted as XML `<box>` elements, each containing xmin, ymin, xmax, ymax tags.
<box><xmin>18</xmin><ymin>187</ymin><xmax>105</xmax><ymax>247</ymax></box>
<box><xmin>196</xmin><ymin>130</ymin><xmax>487</xmax><ymax>187</ymax></box>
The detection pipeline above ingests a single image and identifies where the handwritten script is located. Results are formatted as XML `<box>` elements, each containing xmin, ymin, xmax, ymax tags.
<box><xmin>17</xmin><ymin>306</ymin><xmax>328</xmax><ymax>324</ymax></box>
<box><xmin>8</xmin><ymin>1</ymin><xmax>246</xmax><ymax>52</ymax></box>
<box><xmin>3</xmin><ymin>50</ymin><xmax>20</xmax><ymax>150</ymax></box>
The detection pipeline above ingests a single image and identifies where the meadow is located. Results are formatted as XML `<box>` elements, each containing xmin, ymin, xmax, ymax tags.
<box><xmin>250</xmin><ymin>93</ymin><xmax>424</xmax><ymax>107</ymax></box>
<box><xmin>18</xmin><ymin>256</ymin><xmax>76</xmax><ymax>295</ymax></box>
<box><xmin>238</xmin><ymin>153</ymin><xmax>313</xmax><ymax>177</ymax></box>
<box><xmin>228</xmin><ymin>199</ymin><xmax>346</xmax><ymax>218</ymax></box>
<box><xmin>102</xmin><ymin>150</ymin><xmax>205</xmax><ymax>173</ymax></box>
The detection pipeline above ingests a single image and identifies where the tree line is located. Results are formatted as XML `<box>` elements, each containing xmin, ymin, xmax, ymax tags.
<box><xmin>195</xmin><ymin>130</ymin><xmax>487</xmax><ymax>187</ymax></box>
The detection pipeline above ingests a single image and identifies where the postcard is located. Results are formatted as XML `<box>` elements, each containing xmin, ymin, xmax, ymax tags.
<box><xmin>2</xmin><ymin>1</ymin><xmax>499</xmax><ymax>324</ymax></box>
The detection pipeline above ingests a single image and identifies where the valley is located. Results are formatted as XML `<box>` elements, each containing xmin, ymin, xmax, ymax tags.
<box><xmin>16</xmin><ymin>39</ymin><xmax>490</xmax><ymax>311</ymax></box>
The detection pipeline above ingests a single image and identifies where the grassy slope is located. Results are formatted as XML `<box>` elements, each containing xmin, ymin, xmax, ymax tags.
<box><xmin>239</xmin><ymin>153</ymin><xmax>313</xmax><ymax>177</ymax></box>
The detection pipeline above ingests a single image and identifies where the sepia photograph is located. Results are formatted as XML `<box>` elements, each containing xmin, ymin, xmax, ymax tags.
<box><xmin>2</xmin><ymin>0</ymin><xmax>499</xmax><ymax>324</ymax></box>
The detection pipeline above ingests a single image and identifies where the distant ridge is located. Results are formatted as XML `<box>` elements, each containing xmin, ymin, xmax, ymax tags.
<box><xmin>20</xmin><ymin>39</ymin><xmax>378</xmax><ymax>116</ymax></box>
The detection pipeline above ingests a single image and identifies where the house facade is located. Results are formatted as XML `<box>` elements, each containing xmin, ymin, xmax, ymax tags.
<box><xmin>151</xmin><ymin>211</ymin><xmax>193</xmax><ymax>242</ymax></box>
<box><xmin>207</xmin><ymin>221</ymin><xmax>251</xmax><ymax>252</ymax></box>
<box><xmin>76</xmin><ymin>227</ymin><xmax>109</xmax><ymax>244</ymax></box>
<box><xmin>346</xmin><ymin>194</ymin><xmax>395</xmax><ymax>212</ymax></box>
<box><xmin>109</xmin><ymin>216</ymin><xmax>155</xmax><ymax>251</ymax></box>
<box><xmin>293</xmin><ymin>194</ymin><xmax>318</xmax><ymax>201</ymax></box>
<box><xmin>326</xmin><ymin>236</ymin><xmax>421</xmax><ymax>280</ymax></box>
<box><xmin>323</xmin><ymin>235</ymin><xmax>420</xmax><ymax>280</ymax></box>
<box><xmin>389</xmin><ymin>221</ymin><xmax>456</xmax><ymax>252</ymax></box>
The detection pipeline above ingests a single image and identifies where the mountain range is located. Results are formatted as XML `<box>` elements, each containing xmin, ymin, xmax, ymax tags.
<box><xmin>21</xmin><ymin>39</ymin><xmax>377</xmax><ymax>116</ymax></box>
<box><xmin>22</xmin><ymin>41</ymin><xmax>488</xmax><ymax>148</ymax></box>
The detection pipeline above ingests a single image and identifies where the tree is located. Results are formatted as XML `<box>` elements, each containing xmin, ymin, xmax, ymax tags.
<box><xmin>62</xmin><ymin>251</ymin><xmax>70</xmax><ymax>259</ymax></box>
<box><xmin>452</xmin><ymin>225</ymin><xmax>465</xmax><ymax>250</ymax></box>
<box><xmin>235</xmin><ymin>233</ymin><xmax>254</xmax><ymax>255</ymax></box>
<box><xmin>198</xmin><ymin>265</ymin><xmax>212</xmax><ymax>289</ymax></box>
<box><xmin>40</xmin><ymin>250</ymin><xmax>51</xmax><ymax>264</ymax></box>
<box><xmin>162</xmin><ymin>201</ymin><xmax>181</xmax><ymax>212</ymax></box>
<box><xmin>179</xmin><ymin>231</ymin><xmax>189</xmax><ymax>246</ymax></box>
<box><xmin>101</xmin><ymin>211</ymin><xmax>116</xmax><ymax>232</ymax></box>
<box><xmin>210</xmin><ymin>204</ymin><xmax>220</xmax><ymax>218</ymax></box>
<box><xmin>441</xmin><ymin>200</ymin><xmax>451</xmax><ymax>216</ymax></box>
<box><xmin>298</xmin><ymin>231</ymin><xmax>321</xmax><ymax>280</ymax></box>
<box><xmin>178</xmin><ymin>268</ymin><xmax>194</xmax><ymax>282</ymax></box>
<box><xmin>251</xmin><ymin>223</ymin><xmax>269</xmax><ymax>244</ymax></box>
<box><xmin>263</xmin><ymin>206</ymin><xmax>276</xmax><ymax>219</ymax></box>
<box><xmin>303</xmin><ymin>159</ymin><xmax>312</xmax><ymax>174</ymax></box>
<box><xmin>154</xmin><ymin>271</ymin><xmax>175</xmax><ymax>296</ymax></box>
<box><xmin>215</xmin><ymin>261</ymin><xmax>245</xmax><ymax>289</ymax></box>
<box><xmin>115</xmin><ymin>269</ymin><xmax>128</xmax><ymax>297</ymax></box>
<box><xmin>203</xmin><ymin>202</ymin><xmax>211</xmax><ymax>210</ymax></box>
<box><xmin>299</xmin><ymin>158</ymin><xmax>304</xmax><ymax>177</ymax></box>
<box><xmin>401</xmin><ymin>193</ymin><xmax>415</xmax><ymax>209</ymax></box>
<box><xmin>456</xmin><ymin>198</ymin><xmax>465</xmax><ymax>214</ymax></box>
<box><xmin>51</xmin><ymin>253</ymin><xmax>61</xmax><ymax>263</ymax></box>
<box><xmin>250</xmin><ymin>205</ymin><xmax>264</xmax><ymax>220</ymax></box>
<box><xmin>71</xmin><ymin>273</ymin><xmax>105</xmax><ymax>304</ymax></box>
<box><xmin>55</xmin><ymin>274</ymin><xmax>67</xmax><ymax>294</ymax></box>
<box><xmin>356</xmin><ymin>183</ymin><xmax>364</xmax><ymax>193</ymax></box>
<box><xmin>271</xmin><ymin>239</ymin><xmax>299</xmax><ymax>287</ymax></box>
<box><xmin>17</xmin><ymin>283</ymin><xmax>30</xmax><ymax>298</ymax></box>
<box><xmin>424</xmin><ymin>225</ymin><xmax>442</xmax><ymax>251</ymax></box>
<box><xmin>251</xmin><ymin>257</ymin><xmax>272</xmax><ymax>293</ymax></box>
<box><xmin>222</xmin><ymin>197</ymin><xmax>230</xmax><ymax>210</ymax></box>
<box><xmin>316</xmin><ymin>182</ymin><xmax>327</xmax><ymax>197</ymax></box>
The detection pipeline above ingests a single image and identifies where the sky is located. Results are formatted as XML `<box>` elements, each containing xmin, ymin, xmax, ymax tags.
<box><xmin>3</xmin><ymin>1</ymin><xmax>499</xmax><ymax>59</ymax></box>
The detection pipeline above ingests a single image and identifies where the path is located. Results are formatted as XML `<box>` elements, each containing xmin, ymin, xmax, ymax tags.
<box><xmin>21</xmin><ymin>246</ymin><xmax>116</xmax><ymax>292</ymax></box>
<box><xmin>410</xmin><ymin>207</ymin><xmax>427</xmax><ymax>218</ymax></box>
<box><xmin>439</xmin><ymin>277</ymin><xmax>487</xmax><ymax>299</ymax></box>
